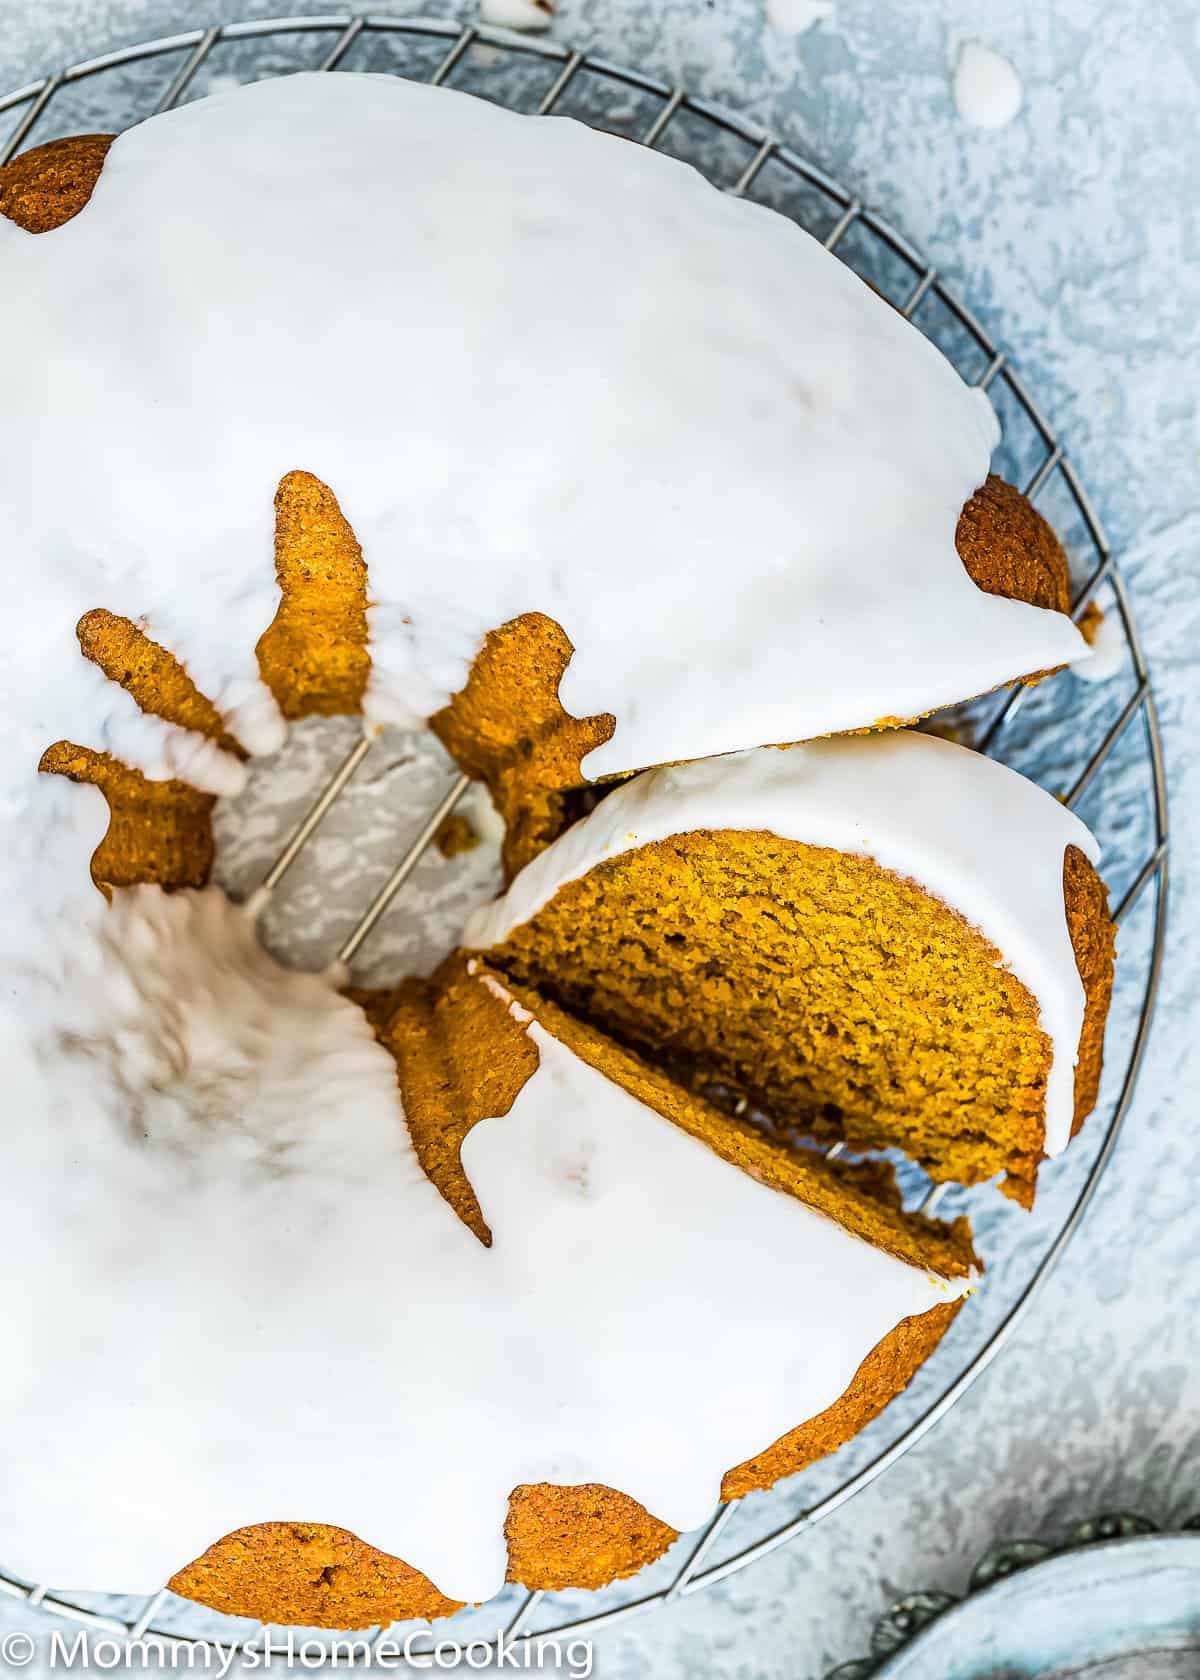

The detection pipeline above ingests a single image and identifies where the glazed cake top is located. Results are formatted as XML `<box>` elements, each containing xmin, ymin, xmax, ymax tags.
<box><xmin>0</xmin><ymin>68</ymin><xmax>1085</xmax><ymax>829</ymax></box>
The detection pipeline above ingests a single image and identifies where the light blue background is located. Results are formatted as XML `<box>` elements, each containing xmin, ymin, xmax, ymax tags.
<box><xmin>0</xmin><ymin>1</ymin><xmax>1196</xmax><ymax>1674</ymax></box>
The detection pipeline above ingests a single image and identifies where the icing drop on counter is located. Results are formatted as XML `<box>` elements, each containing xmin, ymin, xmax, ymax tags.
<box><xmin>953</xmin><ymin>42</ymin><xmax>1023</xmax><ymax>131</ymax></box>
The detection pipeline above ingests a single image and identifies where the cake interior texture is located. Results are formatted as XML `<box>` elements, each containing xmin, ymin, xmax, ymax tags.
<box><xmin>0</xmin><ymin>129</ymin><xmax>1102</xmax><ymax>1627</ymax></box>
<box><xmin>482</xmin><ymin>830</ymin><xmax>1114</xmax><ymax>1205</ymax></box>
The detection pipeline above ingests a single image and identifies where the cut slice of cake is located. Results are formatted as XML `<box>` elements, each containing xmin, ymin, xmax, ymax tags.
<box><xmin>465</xmin><ymin>731</ymin><xmax>1116</xmax><ymax>1204</ymax></box>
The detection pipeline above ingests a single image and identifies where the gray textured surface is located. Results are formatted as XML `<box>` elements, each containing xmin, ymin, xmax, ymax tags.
<box><xmin>0</xmin><ymin>1</ymin><xmax>1197</xmax><ymax>1675</ymax></box>
<box><xmin>866</xmin><ymin>1534</ymin><xmax>1200</xmax><ymax>1678</ymax></box>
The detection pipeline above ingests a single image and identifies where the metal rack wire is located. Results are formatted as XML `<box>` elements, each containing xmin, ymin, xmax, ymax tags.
<box><xmin>0</xmin><ymin>13</ymin><xmax>1170</xmax><ymax>1657</ymax></box>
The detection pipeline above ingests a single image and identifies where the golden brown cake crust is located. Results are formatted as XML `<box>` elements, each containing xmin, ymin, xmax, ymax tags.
<box><xmin>0</xmin><ymin>133</ymin><xmax>114</xmax><ymax>231</ymax></box>
<box><xmin>956</xmin><ymin>474</ymin><xmax>1071</xmax><ymax>616</ymax></box>
<box><xmin>39</xmin><ymin>611</ymin><xmax>236</xmax><ymax>893</ymax></box>
<box><xmin>256</xmin><ymin>470</ymin><xmax>372</xmax><ymax>718</ymax></box>
<box><xmin>169</xmin><ymin>1523</ymin><xmax>461</xmax><ymax>1629</ymax></box>
<box><xmin>998</xmin><ymin>843</ymin><xmax>1114</xmax><ymax>1208</ymax></box>
<box><xmin>363</xmin><ymin>963</ymin><xmax>540</xmax><ymax>1247</ymax></box>
<box><xmin>434</xmin><ymin>812</ymin><xmax>479</xmax><ymax>858</ymax></box>
<box><xmin>76</xmin><ymin>609</ymin><xmax>245</xmax><ymax>757</ymax></box>
<box><xmin>430</xmin><ymin>614</ymin><xmax>616</xmax><ymax>879</ymax></box>
<box><xmin>37</xmin><ymin>742</ymin><xmax>215</xmax><ymax>894</ymax></box>
<box><xmin>1064</xmin><ymin>843</ymin><xmax>1116</xmax><ymax>1138</ymax></box>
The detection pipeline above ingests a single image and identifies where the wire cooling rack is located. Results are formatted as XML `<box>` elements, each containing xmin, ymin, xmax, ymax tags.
<box><xmin>0</xmin><ymin>11</ymin><xmax>1171</xmax><ymax>1658</ymax></box>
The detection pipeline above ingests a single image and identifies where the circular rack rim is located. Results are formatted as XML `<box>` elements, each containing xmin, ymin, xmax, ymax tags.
<box><xmin>0</xmin><ymin>11</ymin><xmax>1171</xmax><ymax>1655</ymax></box>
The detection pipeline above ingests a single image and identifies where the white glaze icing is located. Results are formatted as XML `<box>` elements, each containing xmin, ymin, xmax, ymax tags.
<box><xmin>1</xmin><ymin>885</ymin><xmax>967</xmax><ymax>1599</ymax></box>
<box><xmin>465</xmin><ymin>731</ymin><xmax>1101</xmax><ymax>1157</ymax></box>
<box><xmin>0</xmin><ymin>69</ymin><xmax>1085</xmax><ymax>831</ymax></box>
<box><xmin>953</xmin><ymin>43</ymin><xmax>1023</xmax><ymax>131</ymax></box>
<box><xmin>1073</xmin><ymin>610</ymin><xmax>1126</xmax><ymax>683</ymax></box>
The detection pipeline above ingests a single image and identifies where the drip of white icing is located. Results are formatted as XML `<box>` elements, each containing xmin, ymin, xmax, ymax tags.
<box><xmin>465</xmin><ymin>732</ymin><xmax>1100</xmax><ymax>1158</ymax></box>
<box><xmin>1073</xmin><ymin>612</ymin><xmax>1126</xmax><ymax>684</ymax></box>
<box><xmin>1</xmin><ymin>885</ymin><xmax>966</xmax><ymax>1599</ymax></box>
<box><xmin>953</xmin><ymin>43</ymin><xmax>1023</xmax><ymax>131</ymax></box>
<box><xmin>478</xmin><ymin>0</ymin><xmax>554</xmax><ymax>31</ymax></box>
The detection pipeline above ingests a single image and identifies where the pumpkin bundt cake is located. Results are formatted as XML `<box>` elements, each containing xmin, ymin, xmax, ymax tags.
<box><xmin>467</xmin><ymin>733</ymin><xmax>1115</xmax><ymax>1205</ymax></box>
<box><xmin>0</xmin><ymin>71</ymin><xmax>1101</xmax><ymax>1626</ymax></box>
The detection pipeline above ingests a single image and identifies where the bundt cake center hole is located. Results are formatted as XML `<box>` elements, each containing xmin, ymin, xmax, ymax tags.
<box><xmin>211</xmin><ymin>715</ymin><xmax>503</xmax><ymax>987</ymax></box>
